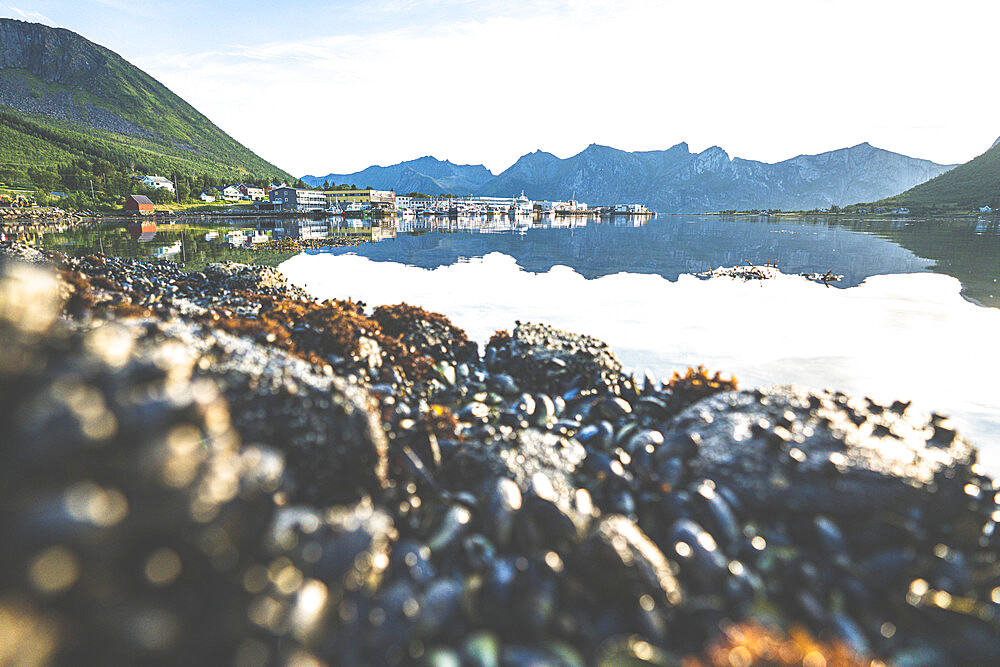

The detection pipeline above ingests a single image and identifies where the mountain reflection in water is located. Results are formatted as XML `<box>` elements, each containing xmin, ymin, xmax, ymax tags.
<box><xmin>311</xmin><ymin>214</ymin><xmax>1000</xmax><ymax>307</ymax></box>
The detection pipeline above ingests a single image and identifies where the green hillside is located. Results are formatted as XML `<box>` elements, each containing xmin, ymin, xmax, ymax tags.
<box><xmin>878</xmin><ymin>141</ymin><xmax>1000</xmax><ymax>213</ymax></box>
<box><xmin>0</xmin><ymin>18</ymin><xmax>293</xmax><ymax>207</ymax></box>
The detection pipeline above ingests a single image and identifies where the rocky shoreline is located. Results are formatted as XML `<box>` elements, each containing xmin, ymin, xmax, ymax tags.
<box><xmin>0</xmin><ymin>207</ymin><xmax>90</xmax><ymax>224</ymax></box>
<box><xmin>1</xmin><ymin>241</ymin><xmax>998</xmax><ymax>665</ymax></box>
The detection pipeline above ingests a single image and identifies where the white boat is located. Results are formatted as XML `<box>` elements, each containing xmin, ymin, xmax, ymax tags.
<box><xmin>511</xmin><ymin>192</ymin><xmax>534</xmax><ymax>216</ymax></box>
<box><xmin>326</xmin><ymin>205</ymin><xmax>344</xmax><ymax>215</ymax></box>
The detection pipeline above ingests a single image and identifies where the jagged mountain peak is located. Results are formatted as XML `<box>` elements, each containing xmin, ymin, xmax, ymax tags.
<box><xmin>303</xmin><ymin>142</ymin><xmax>953</xmax><ymax>213</ymax></box>
<box><xmin>699</xmin><ymin>145</ymin><xmax>729</xmax><ymax>157</ymax></box>
<box><xmin>579</xmin><ymin>143</ymin><xmax>625</xmax><ymax>156</ymax></box>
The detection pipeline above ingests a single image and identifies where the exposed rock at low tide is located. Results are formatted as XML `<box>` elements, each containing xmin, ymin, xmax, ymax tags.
<box><xmin>202</xmin><ymin>261</ymin><xmax>309</xmax><ymax>297</ymax></box>
<box><xmin>673</xmin><ymin>386</ymin><xmax>978</xmax><ymax>516</ymax></box>
<box><xmin>486</xmin><ymin>321</ymin><xmax>623</xmax><ymax>394</ymax></box>
<box><xmin>2</xmin><ymin>241</ymin><xmax>999</xmax><ymax>666</ymax></box>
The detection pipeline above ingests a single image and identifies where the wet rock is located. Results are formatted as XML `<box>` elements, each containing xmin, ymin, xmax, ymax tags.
<box><xmin>486</xmin><ymin>321</ymin><xmax>622</xmax><ymax>393</ymax></box>
<box><xmin>373</xmin><ymin>302</ymin><xmax>478</xmax><ymax>365</ymax></box>
<box><xmin>190</xmin><ymin>325</ymin><xmax>390</xmax><ymax>506</ymax></box>
<box><xmin>577</xmin><ymin>515</ymin><xmax>684</xmax><ymax>610</ymax></box>
<box><xmin>0</xmin><ymin>241</ymin><xmax>48</xmax><ymax>264</ymax></box>
<box><xmin>267</xmin><ymin>500</ymin><xmax>396</xmax><ymax>594</ymax></box>
<box><xmin>203</xmin><ymin>261</ymin><xmax>308</xmax><ymax>297</ymax></box>
<box><xmin>0</xmin><ymin>261</ymin><xmax>283</xmax><ymax>664</ymax></box>
<box><xmin>671</xmin><ymin>386</ymin><xmax>978</xmax><ymax>516</ymax></box>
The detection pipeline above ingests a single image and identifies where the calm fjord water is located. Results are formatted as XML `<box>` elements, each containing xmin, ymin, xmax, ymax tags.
<box><xmin>278</xmin><ymin>214</ymin><xmax>1000</xmax><ymax>473</ymax></box>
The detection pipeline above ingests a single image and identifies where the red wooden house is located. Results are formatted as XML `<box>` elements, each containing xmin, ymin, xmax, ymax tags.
<box><xmin>124</xmin><ymin>194</ymin><xmax>154</xmax><ymax>215</ymax></box>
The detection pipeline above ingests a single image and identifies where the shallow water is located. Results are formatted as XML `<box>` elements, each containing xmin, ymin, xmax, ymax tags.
<box><xmin>278</xmin><ymin>214</ymin><xmax>1000</xmax><ymax>474</ymax></box>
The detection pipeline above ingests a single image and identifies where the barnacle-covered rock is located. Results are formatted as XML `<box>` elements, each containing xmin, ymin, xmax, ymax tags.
<box><xmin>203</xmin><ymin>261</ymin><xmax>308</xmax><ymax>297</ymax></box>
<box><xmin>0</xmin><ymin>260</ymin><xmax>284</xmax><ymax>664</ymax></box>
<box><xmin>186</xmin><ymin>325</ymin><xmax>390</xmax><ymax>507</ymax></box>
<box><xmin>671</xmin><ymin>386</ymin><xmax>978</xmax><ymax>516</ymax></box>
<box><xmin>486</xmin><ymin>321</ymin><xmax>623</xmax><ymax>393</ymax></box>
<box><xmin>372</xmin><ymin>302</ymin><xmax>478</xmax><ymax>365</ymax></box>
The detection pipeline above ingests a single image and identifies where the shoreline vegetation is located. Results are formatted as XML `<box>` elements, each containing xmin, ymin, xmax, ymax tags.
<box><xmin>2</xmin><ymin>240</ymin><xmax>997</xmax><ymax>665</ymax></box>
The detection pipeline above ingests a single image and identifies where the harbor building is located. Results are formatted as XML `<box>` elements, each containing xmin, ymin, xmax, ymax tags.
<box><xmin>269</xmin><ymin>186</ymin><xmax>328</xmax><ymax>212</ymax></box>
<box><xmin>236</xmin><ymin>184</ymin><xmax>267</xmax><ymax>200</ymax></box>
<box><xmin>324</xmin><ymin>189</ymin><xmax>396</xmax><ymax>210</ymax></box>
<box><xmin>614</xmin><ymin>203</ymin><xmax>650</xmax><ymax>214</ymax></box>
<box><xmin>124</xmin><ymin>194</ymin><xmax>154</xmax><ymax>215</ymax></box>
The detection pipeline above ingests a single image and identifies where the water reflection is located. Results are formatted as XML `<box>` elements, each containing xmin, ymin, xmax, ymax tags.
<box><xmin>305</xmin><ymin>214</ymin><xmax>1000</xmax><ymax>308</ymax></box>
<box><xmin>127</xmin><ymin>222</ymin><xmax>157</xmax><ymax>242</ymax></box>
<box><xmin>315</xmin><ymin>214</ymin><xmax>933</xmax><ymax>291</ymax></box>
<box><xmin>4</xmin><ymin>213</ymin><xmax>999</xmax><ymax>307</ymax></box>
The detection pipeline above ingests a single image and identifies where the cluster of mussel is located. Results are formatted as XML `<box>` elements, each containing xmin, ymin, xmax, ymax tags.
<box><xmin>1</xmin><ymin>246</ymin><xmax>999</xmax><ymax>666</ymax></box>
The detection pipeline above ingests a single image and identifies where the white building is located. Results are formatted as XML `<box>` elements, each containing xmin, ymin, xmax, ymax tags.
<box><xmin>141</xmin><ymin>175</ymin><xmax>175</xmax><ymax>193</ymax></box>
<box><xmin>199</xmin><ymin>192</ymin><xmax>216</xmax><ymax>203</ymax></box>
<box><xmin>237</xmin><ymin>184</ymin><xmax>267</xmax><ymax>201</ymax></box>
<box><xmin>269</xmin><ymin>186</ymin><xmax>328</xmax><ymax>212</ymax></box>
<box><xmin>221</xmin><ymin>186</ymin><xmax>241</xmax><ymax>202</ymax></box>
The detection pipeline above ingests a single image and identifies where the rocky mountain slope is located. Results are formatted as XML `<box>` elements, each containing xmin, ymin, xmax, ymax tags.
<box><xmin>0</xmin><ymin>18</ymin><xmax>290</xmax><ymax>180</ymax></box>
<box><xmin>309</xmin><ymin>144</ymin><xmax>953</xmax><ymax>212</ymax></box>
<box><xmin>876</xmin><ymin>139</ymin><xmax>1000</xmax><ymax>213</ymax></box>
<box><xmin>303</xmin><ymin>156</ymin><xmax>494</xmax><ymax>194</ymax></box>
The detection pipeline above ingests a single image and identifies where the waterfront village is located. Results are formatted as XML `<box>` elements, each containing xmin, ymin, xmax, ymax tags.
<box><xmin>130</xmin><ymin>174</ymin><xmax>652</xmax><ymax>218</ymax></box>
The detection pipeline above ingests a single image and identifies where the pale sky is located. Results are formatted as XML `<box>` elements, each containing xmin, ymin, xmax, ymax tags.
<box><xmin>3</xmin><ymin>1</ymin><xmax>998</xmax><ymax>176</ymax></box>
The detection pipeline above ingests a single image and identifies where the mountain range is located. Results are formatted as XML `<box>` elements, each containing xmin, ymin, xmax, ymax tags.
<box><xmin>305</xmin><ymin>143</ymin><xmax>955</xmax><ymax>213</ymax></box>
<box><xmin>0</xmin><ymin>18</ymin><xmax>290</xmax><ymax>182</ymax></box>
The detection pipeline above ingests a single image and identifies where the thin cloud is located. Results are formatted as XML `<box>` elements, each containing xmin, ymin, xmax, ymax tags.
<box><xmin>7</xmin><ymin>5</ymin><xmax>56</xmax><ymax>24</ymax></box>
